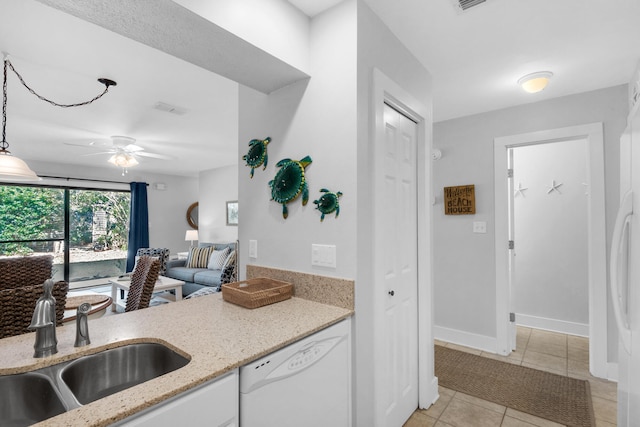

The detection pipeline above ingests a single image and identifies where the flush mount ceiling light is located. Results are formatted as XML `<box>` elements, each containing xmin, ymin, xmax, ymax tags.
<box><xmin>517</xmin><ymin>71</ymin><xmax>553</xmax><ymax>94</ymax></box>
<box><xmin>0</xmin><ymin>52</ymin><xmax>116</xmax><ymax>182</ymax></box>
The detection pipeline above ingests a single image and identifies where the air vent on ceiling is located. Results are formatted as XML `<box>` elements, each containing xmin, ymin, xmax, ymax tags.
<box><xmin>452</xmin><ymin>0</ymin><xmax>486</xmax><ymax>12</ymax></box>
<box><xmin>153</xmin><ymin>101</ymin><xmax>188</xmax><ymax>115</ymax></box>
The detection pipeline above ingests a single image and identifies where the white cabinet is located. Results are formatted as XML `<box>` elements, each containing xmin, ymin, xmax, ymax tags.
<box><xmin>113</xmin><ymin>369</ymin><xmax>238</xmax><ymax>427</ymax></box>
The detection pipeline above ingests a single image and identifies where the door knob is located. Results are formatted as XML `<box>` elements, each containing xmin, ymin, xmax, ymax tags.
<box><xmin>388</xmin><ymin>290</ymin><xmax>395</xmax><ymax>296</ymax></box>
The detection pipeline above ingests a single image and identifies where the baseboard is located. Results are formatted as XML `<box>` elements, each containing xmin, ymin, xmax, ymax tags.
<box><xmin>420</xmin><ymin>376</ymin><xmax>439</xmax><ymax>410</ymax></box>
<box><xmin>516</xmin><ymin>313</ymin><xmax>588</xmax><ymax>337</ymax></box>
<box><xmin>434</xmin><ymin>325</ymin><xmax>497</xmax><ymax>354</ymax></box>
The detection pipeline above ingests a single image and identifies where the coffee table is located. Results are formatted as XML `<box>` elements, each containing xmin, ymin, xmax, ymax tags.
<box><xmin>109</xmin><ymin>275</ymin><xmax>185</xmax><ymax>312</ymax></box>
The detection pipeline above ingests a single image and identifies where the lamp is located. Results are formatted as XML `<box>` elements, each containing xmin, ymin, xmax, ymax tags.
<box><xmin>108</xmin><ymin>152</ymin><xmax>139</xmax><ymax>175</ymax></box>
<box><xmin>0</xmin><ymin>52</ymin><xmax>115</xmax><ymax>182</ymax></box>
<box><xmin>185</xmin><ymin>230</ymin><xmax>199</xmax><ymax>248</ymax></box>
<box><xmin>518</xmin><ymin>71</ymin><xmax>553</xmax><ymax>93</ymax></box>
<box><xmin>0</xmin><ymin>55</ymin><xmax>39</xmax><ymax>181</ymax></box>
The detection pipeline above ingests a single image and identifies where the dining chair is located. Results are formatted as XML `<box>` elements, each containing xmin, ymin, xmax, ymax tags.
<box><xmin>0</xmin><ymin>255</ymin><xmax>69</xmax><ymax>338</ymax></box>
<box><xmin>124</xmin><ymin>256</ymin><xmax>161</xmax><ymax>312</ymax></box>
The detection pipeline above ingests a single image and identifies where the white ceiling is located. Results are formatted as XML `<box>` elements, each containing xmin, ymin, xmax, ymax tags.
<box><xmin>2</xmin><ymin>0</ymin><xmax>639</xmax><ymax>178</ymax></box>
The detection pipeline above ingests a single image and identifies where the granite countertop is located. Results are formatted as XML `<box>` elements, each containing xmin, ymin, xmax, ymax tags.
<box><xmin>0</xmin><ymin>293</ymin><xmax>353</xmax><ymax>426</ymax></box>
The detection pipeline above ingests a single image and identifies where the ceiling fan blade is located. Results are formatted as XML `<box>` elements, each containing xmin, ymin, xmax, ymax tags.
<box><xmin>125</xmin><ymin>144</ymin><xmax>144</xmax><ymax>152</ymax></box>
<box><xmin>80</xmin><ymin>151</ymin><xmax>115</xmax><ymax>157</ymax></box>
<box><xmin>135</xmin><ymin>151</ymin><xmax>174</xmax><ymax>160</ymax></box>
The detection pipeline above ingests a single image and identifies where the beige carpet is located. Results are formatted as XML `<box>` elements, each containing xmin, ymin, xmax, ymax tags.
<box><xmin>435</xmin><ymin>345</ymin><xmax>596</xmax><ymax>427</ymax></box>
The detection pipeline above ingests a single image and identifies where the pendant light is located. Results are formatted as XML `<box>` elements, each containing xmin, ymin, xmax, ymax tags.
<box><xmin>0</xmin><ymin>55</ymin><xmax>39</xmax><ymax>181</ymax></box>
<box><xmin>0</xmin><ymin>53</ymin><xmax>116</xmax><ymax>182</ymax></box>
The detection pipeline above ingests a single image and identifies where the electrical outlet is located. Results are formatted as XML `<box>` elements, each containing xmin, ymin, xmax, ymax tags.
<box><xmin>473</xmin><ymin>221</ymin><xmax>487</xmax><ymax>233</ymax></box>
<box><xmin>249</xmin><ymin>240</ymin><xmax>258</xmax><ymax>258</ymax></box>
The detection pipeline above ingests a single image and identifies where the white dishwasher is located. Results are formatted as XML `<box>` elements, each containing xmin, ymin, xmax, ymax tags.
<box><xmin>239</xmin><ymin>317</ymin><xmax>351</xmax><ymax>427</ymax></box>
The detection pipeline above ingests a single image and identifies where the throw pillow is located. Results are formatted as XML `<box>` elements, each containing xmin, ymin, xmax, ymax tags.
<box><xmin>186</xmin><ymin>246</ymin><xmax>214</xmax><ymax>268</ymax></box>
<box><xmin>222</xmin><ymin>250</ymin><xmax>236</xmax><ymax>270</ymax></box>
<box><xmin>207</xmin><ymin>247</ymin><xmax>230</xmax><ymax>270</ymax></box>
<box><xmin>220</xmin><ymin>262</ymin><xmax>236</xmax><ymax>285</ymax></box>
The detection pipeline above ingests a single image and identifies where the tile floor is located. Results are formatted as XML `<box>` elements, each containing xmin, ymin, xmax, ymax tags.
<box><xmin>404</xmin><ymin>327</ymin><xmax>618</xmax><ymax>427</ymax></box>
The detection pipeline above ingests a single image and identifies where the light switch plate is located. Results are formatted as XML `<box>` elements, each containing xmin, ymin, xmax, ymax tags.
<box><xmin>473</xmin><ymin>221</ymin><xmax>487</xmax><ymax>233</ymax></box>
<box><xmin>312</xmin><ymin>244</ymin><xmax>337</xmax><ymax>268</ymax></box>
<box><xmin>249</xmin><ymin>240</ymin><xmax>258</xmax><ymax>258</ymax></box>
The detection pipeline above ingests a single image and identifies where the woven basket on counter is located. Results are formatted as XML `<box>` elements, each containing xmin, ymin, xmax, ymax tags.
<box><xmin>221</xmin><ymin>277</ymin><xmax>293</xmax><ymax>309</ymax></box>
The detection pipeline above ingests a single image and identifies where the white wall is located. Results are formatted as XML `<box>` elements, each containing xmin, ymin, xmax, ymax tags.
<box><xmin>433</xmin><ymin>85</ymin><xmax>627</xmax><ymax>357</ymax></box>
<box><xmin>198</xmin><ymin>165</ymin><xmax>239</xmax><ymax>244</ymax></box>
<box><xmin>238</xmin><ymin>1</ymin><xmax>432</xmax><ymax>424</ymax></box>
<box><xmin>25</xmin><ymin>160</ymin><xmax>198</xmax><ymax>254</ymax></box>
<box><xmin>512</xmin><ymin>139</ymin><xmax>589</xmax><ymax>333</ymax></box>
<box><xmin>238</xmin><ymin>0</ymin><xmax>357</xmax><ymax>280</ymax></box>
<box><xmin>173</xmin><ymin>0</ymin><xmax>311</xmax><ymax>74</ymax></box>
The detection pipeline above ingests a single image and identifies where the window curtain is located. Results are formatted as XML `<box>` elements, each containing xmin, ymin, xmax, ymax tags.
<box><xmin>126</xmin><ymin>182</ymin><xmax>149</xmax><ymax>272</ymax></box>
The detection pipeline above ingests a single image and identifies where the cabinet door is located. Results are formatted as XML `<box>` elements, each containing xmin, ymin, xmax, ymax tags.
<box><xmin>115</xmin><ymin>370</ymin><xmax>238</xmax><ymax>427</ymax></box>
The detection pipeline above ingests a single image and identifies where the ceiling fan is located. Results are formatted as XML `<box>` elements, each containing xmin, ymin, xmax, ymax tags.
<box><xmin>65</xmin><ymin>135</ymin><xmax>173</xmax><ymax>174</ymax></box>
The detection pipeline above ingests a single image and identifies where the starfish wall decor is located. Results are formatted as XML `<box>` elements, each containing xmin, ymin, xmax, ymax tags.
<box><xmin>514</xmin><ymin>182</ymin><xmax>528</xmax><ymax>198</ymax></box>
<box><xmin>547</xmin><ymin>179</ymin><xmax>563</xmax><ymax>194</ymax></box>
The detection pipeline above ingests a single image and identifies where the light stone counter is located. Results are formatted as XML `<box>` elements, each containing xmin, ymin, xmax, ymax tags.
<box><xmin>0</xmin><ymin>293</ymin><xmax>353</xmax><ymax>426</ymax></box>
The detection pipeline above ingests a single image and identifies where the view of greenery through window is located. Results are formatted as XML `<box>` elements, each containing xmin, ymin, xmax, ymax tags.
<box><xmin>0</xmin><ymin>185</ymin><xmax>131</xmax><ymax>284</ymax></box>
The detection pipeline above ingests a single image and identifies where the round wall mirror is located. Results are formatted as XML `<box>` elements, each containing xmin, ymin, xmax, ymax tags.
<box><xmin>187</xmin><ymin>202</ymin><xmax>199</xmax><ymax>230</ymax></box>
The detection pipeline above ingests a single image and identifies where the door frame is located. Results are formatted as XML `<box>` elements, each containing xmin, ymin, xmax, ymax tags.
<box><xmin>372</xmin><ymin>68</ymin><xmax>438</xmax><ymax>416</ymax></box>
<box><xmin>493</xmin><ymin>122</ymin><xmax>608</xmax><ymax>378</ymax></box>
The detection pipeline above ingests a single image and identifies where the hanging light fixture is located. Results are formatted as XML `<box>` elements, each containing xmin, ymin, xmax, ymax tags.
<box><xmin>1</xmin><ymin>55</ymin><xmax>39</xmax><ymax>181</ymax></box>
<box><xmin>108</xmin><ymin>152</ymin><xmax>139</xmax><ymax>176</ymax></box>
<box><xmin>0</xmin><ymin>53</ymin><xmax>116</xmax><ymax>182</ymax></box>
<box><xmin>518</xmin><ymin>71</ymin><xmax>553</xmax><ymax>93</ymax></box>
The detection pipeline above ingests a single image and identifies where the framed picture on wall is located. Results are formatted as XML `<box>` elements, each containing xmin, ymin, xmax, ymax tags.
<box><xmin>226</xmin><ymin>200</ymin><xmax>238</xmax><ymax>226</ymax></box>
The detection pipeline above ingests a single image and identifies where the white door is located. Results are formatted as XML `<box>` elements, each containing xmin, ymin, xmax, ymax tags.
<box><xmin>375</xmin><ymin>104</ymin><xmax>419</xmax><ymax>427</ymax></box>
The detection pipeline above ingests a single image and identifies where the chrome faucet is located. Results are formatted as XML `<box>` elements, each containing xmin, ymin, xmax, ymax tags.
<box><xmin>28</xmin><ymin>279</ymin><xmax>58</xmax><ymax>358</ymax></box>
<box><xmin>74</xmin><ymin>302</ymin><xmax>91</xmax><ymax>347</ymax></box>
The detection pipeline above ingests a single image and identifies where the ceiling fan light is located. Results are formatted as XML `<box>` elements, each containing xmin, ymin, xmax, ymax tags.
<box><xmin>108</xmin><ymin>152</ymin><xmax>138</xmax><ymax>168</ymax></box>
<box><xmin>0</xmin><ymin>149</ymin><xmax>41</xmax><ymax>182</ymax></box>
<box><xmin>518</xmin><ymin>71</ymin><xmax>553</xmax><ymax>93</ymax></box>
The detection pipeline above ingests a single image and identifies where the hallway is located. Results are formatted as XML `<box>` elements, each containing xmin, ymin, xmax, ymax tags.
<box><xmin>405</xmin><ymin>327</ymin><xmax>617</xmax><ymax>426</ymax></box>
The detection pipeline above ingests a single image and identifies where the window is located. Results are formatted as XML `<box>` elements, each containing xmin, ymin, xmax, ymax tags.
<box><xmin>0</xmin><ymin>184</ymin><xmax>131</xmax><ymax>284</ymax></box>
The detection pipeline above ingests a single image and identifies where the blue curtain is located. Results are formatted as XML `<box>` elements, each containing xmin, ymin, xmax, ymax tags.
<box><xmin>126</xmin><ymin>182</ymin><xmax>149</xmax><ymax>272</ymax></box>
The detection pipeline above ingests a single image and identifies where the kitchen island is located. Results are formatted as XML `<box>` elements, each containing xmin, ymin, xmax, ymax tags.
<box><xmin>0</xmin><ymin>292</ymin><xmax>353</xmax><ymax>426</ymax></box>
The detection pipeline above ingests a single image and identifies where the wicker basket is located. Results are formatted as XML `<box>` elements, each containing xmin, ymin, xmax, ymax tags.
<box><xmin>221</xmin><ymin>278</ymin><xmax>293</xmax><ymax>309</ymax></box>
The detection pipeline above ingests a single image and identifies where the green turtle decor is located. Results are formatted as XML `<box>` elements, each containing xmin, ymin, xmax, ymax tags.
<box><xmin>269</xmin><ymin>156</ymin><xmax>312</xmax><ymax>219</ymax></box>
<box><xmin>313</xmin><ymin>188</ymin><xmax>342</xmax><ymax>221</ymax></box>
<box><xmin>242</xmin><ymin>137</ymin><xmax>271</xmax><ymax>178</ymax></box>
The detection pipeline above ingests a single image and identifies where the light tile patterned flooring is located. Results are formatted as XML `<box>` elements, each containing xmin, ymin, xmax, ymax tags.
<box><xmin>405</xmin><ymin>327</ymin><xmax>618</xmax><ymax>427</ymax></box>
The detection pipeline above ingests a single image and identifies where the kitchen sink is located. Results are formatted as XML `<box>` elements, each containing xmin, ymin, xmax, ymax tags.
<box><xmin>0</xmin><ymin>342</ymin><xmax>190</xmax><ymax>426</ymax></box>
<box><xmin>61</xmin><ymin>342</ymin><xmax>190</xmax><ymax>405</ymax></box>
<box><xmin>0</xmin><ymin>372</ymin><xmax>67</xmax><ymax>427</ymax></box>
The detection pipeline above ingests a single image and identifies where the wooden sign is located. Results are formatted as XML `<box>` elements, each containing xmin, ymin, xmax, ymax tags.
<box><xmin>444</xmin><ymin>185</ymin><xmax>476</xmax><ymax>215</ymax></box>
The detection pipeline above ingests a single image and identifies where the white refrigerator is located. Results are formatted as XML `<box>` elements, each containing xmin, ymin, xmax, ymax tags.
<box><xmin>611</xmin><ymin>84</ymin><xmax>640</xmax><ymax>426</ymax></box>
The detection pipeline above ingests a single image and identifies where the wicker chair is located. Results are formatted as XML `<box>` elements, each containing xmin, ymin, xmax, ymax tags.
<box><xmin>124</xmin><ymin>256</ymin><xmax>161</xmax><ymax>312</ymax></box>
<box><xmin>0</xmin><ymin>255</ymin><xmax>69</xmax><ymax>339</ymax></box>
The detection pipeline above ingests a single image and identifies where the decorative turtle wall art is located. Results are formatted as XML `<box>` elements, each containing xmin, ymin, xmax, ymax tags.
<box><xmin>242</xmin><ymin>137</ymin><xmax>271</xmax><ymax>178</ymax></box>
<box><xmin>313</xmin><ymin>188</ymin><xmax>342</xmax><ymax>221</ymax></box>
<box><xmin>269</xmin><ymin>156</ymin><xmax>312</xmax><ymax>219</ymax></box>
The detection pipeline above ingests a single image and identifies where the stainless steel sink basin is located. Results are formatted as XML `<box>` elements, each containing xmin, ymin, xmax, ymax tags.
<box><xmin>60</xmin><ymin>342</ymin><xmax>190</xmax><ymax>405</ymax></box>
<box><xmin>0</xmin><ymin>342</ymin><xmax>190</xmax><ymax>426</ymax></box>
<box><xmin>0</xmin><ymin>372</ymin><xmax>66</xmax><ymax>427</ymax></box>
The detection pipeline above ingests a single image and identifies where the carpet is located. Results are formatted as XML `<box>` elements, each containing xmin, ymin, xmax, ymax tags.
<box><xmin>434</xmin><ymin>345</ymin><xmax>596</xmax><ymax>427</ymax></box>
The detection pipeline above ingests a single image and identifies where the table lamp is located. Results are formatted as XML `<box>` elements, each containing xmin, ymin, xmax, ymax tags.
<box><xmin>185</xmin><ymin>230</ymin><xmax>198</xmax><ymax>248</ymax></box>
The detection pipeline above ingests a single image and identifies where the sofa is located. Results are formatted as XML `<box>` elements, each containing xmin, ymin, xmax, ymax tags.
<box><xmin>164</xmin><ymin>242</ymin><xmax>237</xmax><ymax>296</ymax></box>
